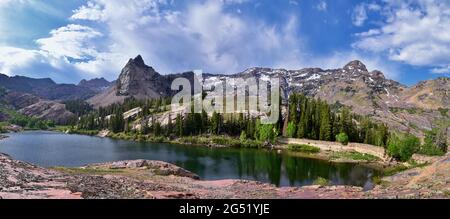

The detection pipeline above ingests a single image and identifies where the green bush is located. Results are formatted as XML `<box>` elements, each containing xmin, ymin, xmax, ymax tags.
<box><xmin>336</xmin><ymin>133</ymin><xmax>349</xmax><ymax>145</ymax></box>
<box><xmin>287</xmin><ymin>144</ymin><xmax>320</xmax><ymax>153</ymax></box>
<box><xmin>419</xmin><ymin>143</ymin><xmax>445</xmax><ymax>156</ymax></box>
<box><xmin>387</xmin><ymin>133</ymin><xmax>420</xmax><ymax>162</ymax></box>
<box><xmin>0</xmin><ymin>125</ymin><xmax>6</xmax><ymax>133</ymax></box>
<box><xmin>212</xmin><ymin>136</ymin><xmax>241</xmax><ymax>147</ymax></box>
<box><xmin>313</xmin><ymin>177</ymin><xmax>330</xmax><ymax>186</ymax></box>
<box><xmin>257</xmin><ymin>124</ymin><xmax>278</xmax><ymax>143</ymax></box>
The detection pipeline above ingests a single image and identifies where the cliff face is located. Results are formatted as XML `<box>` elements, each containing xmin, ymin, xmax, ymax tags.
<box><xmin>19</xmin><ymin>101</ymin><xmax>75</xmax><ymax>124</ymax></box>
<box><xmin>116</xmin><ymin>55</ymin><xmax>168</xmax><ymax>98</ymax></box>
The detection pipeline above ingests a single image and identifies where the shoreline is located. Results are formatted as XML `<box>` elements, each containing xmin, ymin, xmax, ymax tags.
<box><xmin>1</xmin><ymin>152</ymin><xmax>448</xmax><ymax>199</ymax></box>
<box><xmin>34</xmin><ymin>128</ymin><xmax>442</xmax><ymax>175</ymax></box>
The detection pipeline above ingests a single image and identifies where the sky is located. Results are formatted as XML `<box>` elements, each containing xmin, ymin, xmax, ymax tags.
<box><xmin>0</xmin><ymin>0</ymin><xmax>449</xmax><ymax>86</ymax></box>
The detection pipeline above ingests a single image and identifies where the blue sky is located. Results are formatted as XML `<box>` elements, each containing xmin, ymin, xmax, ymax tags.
<box><xmin>0</xmin><ymin>0</ymin><xmax>449</xmax><ymax>85</ymax></box>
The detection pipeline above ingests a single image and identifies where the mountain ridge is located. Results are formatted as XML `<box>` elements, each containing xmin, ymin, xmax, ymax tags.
<box><xmin>86</xmin><ymin>55</ymin><xmax>449</xmax><ymax>141</ymax></box>
<box><xmin>1</xmin><ymin>55</ymin><xmax>449</xmax><ymax>140</ymax></box>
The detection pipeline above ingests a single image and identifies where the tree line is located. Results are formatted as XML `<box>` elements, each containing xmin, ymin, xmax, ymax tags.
<box><xmin>286</xmin><ymin>94</ymin><xmax>389</xmax><ymax>147</ymax></box>
<box><xmin>74</xmin><ymin>93</ymin><xmax>447</xmax><ymax>160</ymax></box>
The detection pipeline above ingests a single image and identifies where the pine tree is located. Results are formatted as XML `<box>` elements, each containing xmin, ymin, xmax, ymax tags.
<box><xmin>166</xmin><ymin>114</ymin><xmax>173</xmax><ymax>136</ymax></box>
<box><xmin>319</xmin><ymin>104</ymin><xmax>332</xmax><ymax>141</ymax></box>
<box><xmin>175</xmin><ymin>114</ymin><xmax>183</xmax><ymax>136</ymax></box>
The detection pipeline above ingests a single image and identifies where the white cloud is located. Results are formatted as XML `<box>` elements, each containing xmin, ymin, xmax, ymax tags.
<box><xmin>352</xmin><ymin>4</ymin><xmax>367</xmax><ymax>26</ymax></box>
<box><xmin>0</xmin><ymin>0</ymin><xmax>306</xmax><ymax>82</ymax></box>
<box><xmin>431</xmin><ymin>66</ymin><xmax>450</xmax><ymax>74</ymax></box>
<box><xmin>351</xmin><ymin>2</ymin><xmax>381</xmax><ymax>27</ymax></box>
<box><xmin>353</xmin><ymin>0</ymin><xmax>450</xmax><ymax>73</ymax></box>
<box><xmin>316</xmin><ymin>1</ymin><xmax>327</xmax><ymax>12</ymax></box>
<box><xmin>71</xmin><ymin>0</ymin><xmax>304</xmax><ymax>75</ymax></box>
<box><xmin>36</xmin><ymin>24</ymin><xmax>103</xmax><ymax>59</ymax></box>
<box><xmin>70</xmin><ymin>1</ymin><xmax>105</xmax><ymax>21</ymax></box>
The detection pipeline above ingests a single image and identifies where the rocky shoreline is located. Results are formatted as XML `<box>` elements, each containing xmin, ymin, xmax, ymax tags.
<box><xmin>0</xmin><ymin>153</ymin><xmax>448</xmax><ymax>199</ymax></box>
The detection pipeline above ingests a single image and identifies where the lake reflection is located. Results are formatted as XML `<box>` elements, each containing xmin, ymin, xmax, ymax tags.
<box><xmin>0</xmin><ymin>131</ymin><xmax>379</xmax><ymax>187</ymax></box>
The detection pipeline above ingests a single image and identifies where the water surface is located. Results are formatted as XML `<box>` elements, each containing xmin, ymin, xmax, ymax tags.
<box><xmin>0</xmin><ymin>131</ymin><xmax>379</xmax><ymax>188</ymax></box>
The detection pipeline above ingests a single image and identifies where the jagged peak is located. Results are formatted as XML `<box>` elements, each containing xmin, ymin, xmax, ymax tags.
<box><xmin>127</xmin><ymin>55</ymin><xmax>147</xmax><ymax>67</ymax></box>
<box><xmin>343</xmin><ymin>60</ymin><xmax>368</xmax><ymax>72</ymax></box>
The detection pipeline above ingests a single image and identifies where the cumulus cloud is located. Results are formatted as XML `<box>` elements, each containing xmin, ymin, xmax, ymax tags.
<box><xmin>70</xmin><ymin>0</ymin><xmax>304</xmax><ymax>75</ymax></box>
<box><xmin>353</xmin><ymin>0</ymin><xmax>450</xmax><ymax>73</ymax></box>
<box><xmin>36</xmin><ymin>24</ymin><xmax>103</xmax><ymax>59</ymax></box>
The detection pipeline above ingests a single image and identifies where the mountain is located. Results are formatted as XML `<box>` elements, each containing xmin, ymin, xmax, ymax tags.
<box><xmin>400</xmin><ymin>77</ymin><xmax>449</xmax><ymax>110</ymax></box>
<box><xmin>89</xmin><ymin>55</ymin><xmax>449</xmax><ymax>140</ymax></box>
<box><xmin>0</xmin><ymin>73</ymin><xmax>105</xmax><ymax>101</ymax></box>
<box><xmin>88</xmin><ymin>55</ymin><xmax>197</xmax><ymax>107</ymax></box>
<box><xmin>0</xmin><ymin>89</ymin><xmax>75</xmax><ymax>124</ymax></box>
<box><xmin>78</xmin><ymin>77</ymin><xmax>113</xmax><ymax>92</ymax></box>
<box><xmin>2</xmin><ymin>55</ymin><xmax>448</xmax><ymax>138</ymax></box>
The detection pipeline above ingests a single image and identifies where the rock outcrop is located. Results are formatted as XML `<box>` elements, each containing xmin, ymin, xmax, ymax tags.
<box><xmin>0</xmin><ymin>89</ymin><xmax>76</xmax><ymax>124</ymax></box>
<box><xmin>19</xmin><ymin>101</ymin><xmax>76</xmax><ymax>124</ymax></box>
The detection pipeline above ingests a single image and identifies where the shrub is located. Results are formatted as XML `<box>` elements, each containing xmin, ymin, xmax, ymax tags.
<box><xmin>313</xmin><ymin>177</ymin><xmax>330</xmax><ymax>186</ymax></box>
<box><xmin>419</xmin><ymin>143</ymin><xmax>445</xmax><ymax>156</ymax></box>
<box><xmin>0</xmin><ymin>125</ymin><xmax>6</xmax><ymax>133</ymax></box>
<box><xmin>257</xmin><ymin>124</ymin><xmax>278</xmax><ymax>143</ymax></box>
<box><xmin>212</xmin><ymin>136</ymin><xmax>241</xmax><ymax>147</ymax></box>
<box><xmin>387</xmin><ymin>133</ymin><xmax>420</xmax><ymax>162</ymax></box>
<box><xmin>336</xmin><ymin>133</ymin><xmax>349</xmax><ymax>145</ymax></box>
<box><xmin>287</xmin><ymin>144</ymin><xmax>320</xmax><ymax>153</ymax></box>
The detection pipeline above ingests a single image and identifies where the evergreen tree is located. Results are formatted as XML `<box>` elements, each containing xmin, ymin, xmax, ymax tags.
<box><xmin>319</xmin><ymin>104</ymin><xmax>332</xmax><ymax>141</ymax></box>
<box><xmin>286</xmin><ymin>122</ymin><xmax>297</xmax><ymax>138</ymax></box>
<box><xmin>175</xmin><ymin>114</ymin><xmax>183</xmax><ymax>136</ymax></box>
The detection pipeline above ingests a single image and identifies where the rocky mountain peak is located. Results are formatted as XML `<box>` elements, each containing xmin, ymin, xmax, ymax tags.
<box><xmin>127</xmin><ymin>55</ymin><xmax>147</xmax><ymax>68</ymax></box>
<box><xmin>343</xmin><ymin>60</ymin><xmax>368</xmax><ymax>73</ymax></box>
<box><xmin>116</xmin><ymin>55</ymin><xmax>165</xmax><ymax>97</ymax></box>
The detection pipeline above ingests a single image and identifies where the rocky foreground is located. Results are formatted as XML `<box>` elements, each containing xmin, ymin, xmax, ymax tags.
<box><xmin>0</xmin><ymin>153</ymin><xmax>449</xmax><ymax>199</ymax></box>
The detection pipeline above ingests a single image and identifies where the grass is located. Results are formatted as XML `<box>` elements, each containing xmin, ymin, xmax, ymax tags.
<box><xmin>68</xmin><ymin>129</ymin><xmax>99</xmax><ymax>136</ymax></box>
<box><xmin>180</xmin><ymin>135</ymin><xmax>264</xmax><ymax>148</ymax></box>
<box><xmin>330</xmin><ymin>151</ymin><xmax>379</xmax><ymax>162</ymax></box>
<box><xmin>287</xmin><ymin>144</ymin><xmax>320</xmax><ymax>154</ymax></box>
<box><xmin>53</xmin><ymin>167</ymin><xmax>124</xmax><ymax>175</ymax></box>
<box><xmin>313</xmin><ymin>177</ymin><xmax>330</xmax><ymax>186</ymax></box>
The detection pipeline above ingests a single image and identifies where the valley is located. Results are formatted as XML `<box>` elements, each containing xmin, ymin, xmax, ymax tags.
<box><xmin>0</xmin><ymin>55</ymin><xmax>448</xmax><ymax>199</ymax></box>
